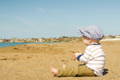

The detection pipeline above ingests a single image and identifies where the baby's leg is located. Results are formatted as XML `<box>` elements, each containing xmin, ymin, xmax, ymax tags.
<box><xmin>56</xmin><ymin>63</ymin><xmax>80</xmax><ymax>77</ymax></box>
<box><xmin>55</xmin><ymin>64</ymin><xmax>95</xmax><ymax>77</ymax></box>
<box><xmin>77</xmin><ymin>65</ymin><xmax>96</xmax><ymax>76</ymax></box>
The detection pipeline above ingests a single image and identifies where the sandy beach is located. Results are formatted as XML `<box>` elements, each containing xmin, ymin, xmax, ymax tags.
<box><xmin>0</xmin><ymin>40</ymin><xmax>120</xmax><ymax>80</ymax></box>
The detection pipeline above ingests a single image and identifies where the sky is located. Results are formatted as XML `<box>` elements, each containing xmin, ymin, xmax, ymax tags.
<box><xmin>0</xmin><ymin>0</ymin><xmax>120</xmax><ymax>38</ymax></box>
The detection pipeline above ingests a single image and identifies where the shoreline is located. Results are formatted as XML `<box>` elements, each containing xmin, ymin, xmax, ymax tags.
<box><xmin>0</xmin><ymin>42</ymin><xmax>62</xmax><ymax>48</ymax></box>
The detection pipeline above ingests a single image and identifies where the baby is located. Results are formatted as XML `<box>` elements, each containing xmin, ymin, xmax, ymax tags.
<box><xmin>51</xmin><ymin>26</ymin><xmax>105</xmax><ymax>77</ymax></box>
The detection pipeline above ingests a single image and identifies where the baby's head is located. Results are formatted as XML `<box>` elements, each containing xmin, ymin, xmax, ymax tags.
<box><xmin>79</xmin><ymin>25</ymin><xmax>104</xmax><ymax>45</ymax></box>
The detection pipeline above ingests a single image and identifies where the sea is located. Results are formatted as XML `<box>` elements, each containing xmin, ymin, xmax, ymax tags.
<box><xmin>0</xmin><ymin>42</ymin><xmax>54</xmax><ymax>47</ymax></box>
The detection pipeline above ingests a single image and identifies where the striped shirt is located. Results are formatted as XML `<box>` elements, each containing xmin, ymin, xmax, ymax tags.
<box><xmin>78</xmin><ymin>44</ymin><xmax>105</xmax><ymax>76</ymax></box>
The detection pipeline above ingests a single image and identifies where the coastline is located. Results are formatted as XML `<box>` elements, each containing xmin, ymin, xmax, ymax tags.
<box><xmin>0</xmin><ymin>42</ymin><xmax>61</xmax><ymax>47</ymax></box>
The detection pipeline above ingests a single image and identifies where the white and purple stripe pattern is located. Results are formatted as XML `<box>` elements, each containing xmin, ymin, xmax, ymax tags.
<box><xmin>78</xmin><ymin>44</ymin><xmax>105</xmax><ymax>76</ymax></box>
<box><xmin>79</xmin><ymin>25</ymin><xmax>104</xmax><ymax>40</ymax></box>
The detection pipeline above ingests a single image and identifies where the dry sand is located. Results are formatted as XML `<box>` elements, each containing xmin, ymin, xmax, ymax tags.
<box><xmin>0</xmin><ymin>40</ymin><xmax>120</xmax><ymax>80</ymax></box>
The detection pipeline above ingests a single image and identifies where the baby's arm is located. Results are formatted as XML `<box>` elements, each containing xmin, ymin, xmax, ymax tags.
<box><xmin>75</xmin><ymin>49</ymin><xmax>93</xmax><ymax>63</ymax></box>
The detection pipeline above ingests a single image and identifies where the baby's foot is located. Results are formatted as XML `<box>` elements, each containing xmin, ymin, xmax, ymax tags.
<box><xmin>51</xmin><ymin>67</ymin><xmax>59</xmax><ymax>76</ymax></box>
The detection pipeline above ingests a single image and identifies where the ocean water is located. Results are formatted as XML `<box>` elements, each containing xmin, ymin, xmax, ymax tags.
<box><xmin>0</xmin><ymin>42</ymin><xmax>54</xmax><ymax>47</ymax></box>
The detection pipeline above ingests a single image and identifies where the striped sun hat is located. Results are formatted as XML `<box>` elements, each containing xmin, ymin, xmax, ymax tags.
<box><xmin>79</xmin><ymin>25</ymin><xmax>104</xmax><ymax>40</ymax></box>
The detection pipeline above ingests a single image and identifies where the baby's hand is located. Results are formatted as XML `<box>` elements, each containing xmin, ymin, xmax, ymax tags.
<box><xmin>72</xmin><ymin>54</ymin><xmax>76</xmax><ymax>61</ymax></box>
<box><xmin>72</xmin><ymin>53</ymin><xmax>82</xmax><ymax>61</ymax></box>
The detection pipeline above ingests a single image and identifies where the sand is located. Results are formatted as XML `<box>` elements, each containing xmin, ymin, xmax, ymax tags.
<box><xmin>0</xmin><ymin>40</ymin><xmax>120</xmax><ymax>80</ymax></box>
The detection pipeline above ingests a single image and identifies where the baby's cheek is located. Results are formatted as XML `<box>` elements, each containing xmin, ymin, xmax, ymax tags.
<box><xmin>83</xmin><ymin>39</ymin><xmax>91</xmax><ymax>45</ymax></box>
<box><xmin>83</xmin><ymin>39</ymin><xmax>88</xmax><ymax>43</ymax></box>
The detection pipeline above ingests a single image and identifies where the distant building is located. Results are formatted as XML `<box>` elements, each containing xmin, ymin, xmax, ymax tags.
<box><xmin>104</xmin><ymin>35</ymin><xmax>115</xmax><ymax>39</ymax></box>
<box><xmin>3</xmin><ymin>39</ymin><xmax>11</xmax><ymax>42</ymax></box>
<box><xmin>0</xmin><ymin>39</ymin><xmax>3</xmax><ymax>42</ymax></box>
<box><xmin>11</xmin><ymin>38</ymin><xmax>21</xmax><ymax>42</ymax></box>
<box><xmin>37</xmin><ymin>38</ymin><xmax>43</xmax><ymax>42</ymax></box>
<box><xmin>115</xmin><ymin>36</ymin><xmax>120</xmax><ymax>38</ymax></box>
<box><xmin>0</xmin><ymin>38</ymin><xmax>44</xmax><ymax>43</ymax></box>
<box><xmin>31</xmin><ymin>38</ymin><xmax>43</xmax><ymax>42</ymax></box>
